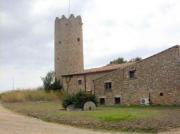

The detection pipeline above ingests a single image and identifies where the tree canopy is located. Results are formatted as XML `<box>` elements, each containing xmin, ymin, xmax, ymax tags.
<box><xmin>109</xmin><ymin>57</ymin><xmax>142</xmax><ymax>65</ymax></box>
<box><xmin>41</xmin><ymin>71</ymin><xmax>62</xmax><ymax>91</ymax></box>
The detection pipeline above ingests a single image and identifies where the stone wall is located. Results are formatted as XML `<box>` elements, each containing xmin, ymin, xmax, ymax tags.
<box><xmin>94</xmin><ymin>45</ymin><xmax>180</xmax><ymax>105</ymax></box>
<box><xmin>55</xmin><ymin>14</ymin><xmax>84</xmax><ymax>80</ymax></box>
<box><xmin>62</xmin><ymin>72</ymin><xmax>111</xmax><ymax>94</ymax></box>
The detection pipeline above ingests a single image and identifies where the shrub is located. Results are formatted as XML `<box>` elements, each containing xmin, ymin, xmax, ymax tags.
<box><xmin>62</xmin><ymin>91</ymin><xmax>97</xmax><ymax>109</ymax></box>
<box><xmin>62</xmin><ymin>94</ymin><xmax>75</xmax><ymax>108</ymax></box>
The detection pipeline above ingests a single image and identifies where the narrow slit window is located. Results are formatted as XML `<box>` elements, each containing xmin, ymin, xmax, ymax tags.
<box><xmin>77</xmin><ymin>37</ymin><xmax>80</xmax><ymax>42</ymax></box>
<box><xmin>160</xmin><ymin>92</ymin><xmax>163</xmax><ymax>96</ymax></box>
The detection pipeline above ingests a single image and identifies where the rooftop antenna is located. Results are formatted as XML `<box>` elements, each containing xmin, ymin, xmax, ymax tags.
<box><xmin>68</xmin><ymin>0</ymin><xmax>71</xmax><ymax>17</ymax></box>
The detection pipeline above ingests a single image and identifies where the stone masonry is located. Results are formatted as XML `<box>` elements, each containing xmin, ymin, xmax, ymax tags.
<box><xmin>62</xmin><ymin>63</ymin><xmax>132</xmax><ymax>94</ymax></box>
<box><xmin>55</xmin><ymin>14</ymin><xmax>180</xmax><ymax>105</ymax></box>
<box><xmin>94</xmin><ymin>45</ymin><xmax>180</xmax><ymax>105</ymax></box>
<box><xmin>55</xmin><ymin>14</ymin><xmax>84</xmax><ymax>80</ymax></box>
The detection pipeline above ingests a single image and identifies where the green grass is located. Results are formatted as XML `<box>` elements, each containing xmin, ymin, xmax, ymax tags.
<box><xmin>7</xmin><ymin>101</ymin><xmax>156</xmax><ymax>122</ymax></box>
<box><xmin>57</xmin><ymin>106</ymin><xmax>158</xmax><ymax>122</ymax></box>
<box><xmin>2</xmin><ymin>101</ymin><xmax>180</xmax><ymax>133</ymax></box>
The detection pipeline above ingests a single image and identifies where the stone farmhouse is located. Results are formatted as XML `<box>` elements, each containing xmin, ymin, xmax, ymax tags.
<box><xmin>55</xmin><ymin>14</ymin><xmax>180</xmax><ymax>105</ymax></box>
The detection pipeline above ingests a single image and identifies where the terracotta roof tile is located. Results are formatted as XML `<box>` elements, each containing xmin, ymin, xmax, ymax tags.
<box><xmin>62</xmin><ymin>62</ymin><xmax>134</xmax><ymax>76</ymax></box>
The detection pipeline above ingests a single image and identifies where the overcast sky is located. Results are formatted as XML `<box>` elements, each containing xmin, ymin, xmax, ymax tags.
<box><xmin>0</xmin><ymin>0</ymin><xmax>180</xmax><ymax>92</ymax></box>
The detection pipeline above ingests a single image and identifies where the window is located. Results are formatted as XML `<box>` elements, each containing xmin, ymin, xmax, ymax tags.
<box><xmin>77</xmin><ymin>37</ymin><xmax>80</xmax><ymax>42</ymax></box>
<box><xmin>59</xmin><ymin>41</ymin><xmax>61</xmax><ymax>44</ymax></box>
<box><xmin>104</xmin><ymin>82</ymin><xmax>112</xmax><ymax>90</ymax></box>
<box><xmin>114</xmin><ymin>97</ymin><xmax>121</xmax><ymax>104</ymax></box>
<box><xmin>78</xmin><ymin>79</ymin><xmax>82</xmax><ymax>85</ymax></box>
<box><xmin>99</xmin><ymin>98</ymin><xmax>105</xmax><ymax>105</ymax></box>
<box><xmin>129</xmin><ymin>70</ymin><xmax>136</xmax><ymax>78</ymax></box>
<box><xmin>160</xmin><ymin>92</ymin><xmax>163</xmax><ymax>96</ymax></box>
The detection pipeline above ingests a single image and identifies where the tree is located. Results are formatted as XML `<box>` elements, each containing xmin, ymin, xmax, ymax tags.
<box><xmin>41</xmin><ymin>71</ymin><xmax>62</xmax><ymax>91</ymax></box>
<box><xmin>51</xmin><ymin>78</ymin><xmax>62</xmax><ymax>91</ymax></box>
<box><xmin>129</xmin><ymin>57</ymin><xmax>142</xmax><ymax>62</ymax></box>
<box><xmin>109</xmin><ymin>57</ymin><xmax>127</xmax><ymax>65</ymax></box>
<box><xmin>109</xmin><ymin>57</ymin><xmax>142</xmax><ymax>65</ymax></box>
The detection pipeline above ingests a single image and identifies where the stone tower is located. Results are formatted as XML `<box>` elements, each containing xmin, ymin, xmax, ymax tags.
<box><xmin>55</xmin><ymin>14</ymin><xmax>84</xmax><ymax>80</ymax></box>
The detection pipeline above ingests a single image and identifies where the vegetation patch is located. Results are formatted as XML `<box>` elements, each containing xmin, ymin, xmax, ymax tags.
<box><xmin>0</xmin><ymin>90</ymin><xmax>63</xmax><ymax>102</ymax></box>
<box><xmin>41</xmin><ymin>71</ymin><xmax>62</xmax><ymax>91</ymax></box>
<box><xmin>1</xmin><ymin>101</ymin><xmax>180</xmax><ymax>133</ymax></box>
<box><xmin>62</xmin><ymin>91</ymin><xmax>97</xmax><ymax>109</ymax></box>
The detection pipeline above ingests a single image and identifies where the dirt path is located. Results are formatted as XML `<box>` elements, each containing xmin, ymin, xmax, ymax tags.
<box><xmin>0</xmin><ymin>105</ymin><xmax>132</xmax><ymax>134</ymax></box>
<box><xmin>159</xmin><ymin>128</ymin><xmax>180</xmax><ymax>134</ymax></box>
<box><xmin>0</xmin><ymin>105</ymin><xmax>179</xmax><ymax>134</ymax></box>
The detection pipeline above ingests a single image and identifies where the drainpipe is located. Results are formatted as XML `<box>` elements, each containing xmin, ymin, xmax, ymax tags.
<box><xmin>149</xmin><ymin>92</ymin><xmax>152</xmax><ymax>105</ymax></box>
<box><xmin>84</xmin><ymin>74</ymin><xmax>87</xmax><ymax>92</ymax></box>
<box><xmin>93</xmin><ymin>80</ymin><xmax>96</xmax><ymax>95</ymax></box>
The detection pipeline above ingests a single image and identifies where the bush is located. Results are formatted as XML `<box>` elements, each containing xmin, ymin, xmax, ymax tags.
<box><xmin>62</xmin><ymin>91</ymin><xmax>97</xmax><ymax>109</ymax></box>
<box><xmin>62</xmin><ymin>94</ymin><xmax>75</xmax><ymax>108</ymax></box>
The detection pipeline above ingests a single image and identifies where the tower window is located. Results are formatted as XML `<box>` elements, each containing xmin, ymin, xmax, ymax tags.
<box><xmin>77</xmin><ymin>37</ymin><xmax>80</xmax><ymax>42</ymax></box>
<box><xmin>59</xmin><ymin>41</ymin><xmax>61</xmax><ymax>44</ymax></box>
<box><xmin>129</xmin><ymin>70</ymin><xmax>136</xmax><ymax>79</ymax></box>
<box><xmin>104</xmin><ymin>82</ymin><xmax>112</xmax><ymax>90</ymax></box>
<box><xmin>160</xmin><ymin>92</ymin><xmax>163</xmax><ymax>96</ymax></box>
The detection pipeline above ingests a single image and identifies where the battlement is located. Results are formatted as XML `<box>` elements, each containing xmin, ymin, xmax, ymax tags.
<box><xmin>55</xmin><ymin>14</ymin><xmax>82</xmax><ymax>24</ymax></box>
<box><xmin>54</xmin><ymin>14</ymin><xmax>84</xmax><ymax>79</ymax></box>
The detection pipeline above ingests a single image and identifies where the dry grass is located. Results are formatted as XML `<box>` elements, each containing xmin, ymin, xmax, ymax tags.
<box><xmin>2</xmin><ymin>101</ymin><xmax>180</xmax><ymax>133</ymax></box>
<box><xmin>0</xmin><ymin>90</ymin><xmax>64</xmax><ymax>102</ymax></box>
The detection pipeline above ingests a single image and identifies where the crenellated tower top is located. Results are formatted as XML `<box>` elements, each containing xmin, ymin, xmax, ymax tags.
<box><xmin>55</xmin><ymin>14</ymin><xmax>82</xmax><ymax>25</ymax></box>
<box><xmin>54</xmin><ymin>14</ymin><xmax>84</xmax><ymax>80</ymax></box>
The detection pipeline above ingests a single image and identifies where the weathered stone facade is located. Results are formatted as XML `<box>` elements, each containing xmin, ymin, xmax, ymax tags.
<box><xmin>62</xmin><ymin>63</ymin><xmax>132</xmax><ymax>94</ymax></box>
<box><xmin>55</xmin><ymin>14</ymin><xmax>84</xmax><ymax>80</ymax></box>
<box><xmin>62</xmin><ymin>71</ymin><xmax>112</xmax><ymax>94</ymax></box>
<box><xmin>94</xmin><ymin>45</ymin><xmax>180</xmax><ymax>105</ymax></box>
<box><xmin>55</xmin><ymin>15</ymin><xmax>180</xmax><ymax>105</ymax></box>
<box><xmin>63</xmin><ymin>72</ymin><xmax>113</xmax><ymax>94</ymax></box>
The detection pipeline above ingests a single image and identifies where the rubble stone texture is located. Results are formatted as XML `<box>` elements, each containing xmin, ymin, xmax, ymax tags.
<box><xmin>55</xmin><ymin>14</ymin><xmax>84</xmax><ymax>80</ymax></box>
<box><xmin>55</xmin><ymin>15</ymin><xmax>180</xmax><ymax>105</ymax></box>
<box><xmin>94</xmin><ymin>46</ymin><xmax>180</xmax><ymax>105</ymax></box>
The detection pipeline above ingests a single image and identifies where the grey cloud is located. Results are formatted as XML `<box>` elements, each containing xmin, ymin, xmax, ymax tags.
<box><xmin>0</xmin><ymin>0</ymin><xmax>89</xmax><ymax>90</ymax></box>
<box><xmin>1</xmin><ymin>0</ymin><xmax>179</xmax><ymax>91</ymax></box>
<box><xmin>85</xmin><ymin>45</ymin><xmax>172</xmax><ymax>68</ymax></box>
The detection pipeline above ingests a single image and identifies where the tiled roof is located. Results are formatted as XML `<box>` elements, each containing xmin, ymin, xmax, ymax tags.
<box><xmin>62</xmin><ymin>62</ymin><xmax>134</xmax><ymax>76</ymax></box>
<box><xmin>93</xmin><ymin>45</ymin><xmax>180</xmax><ymax>81</ymax></box>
